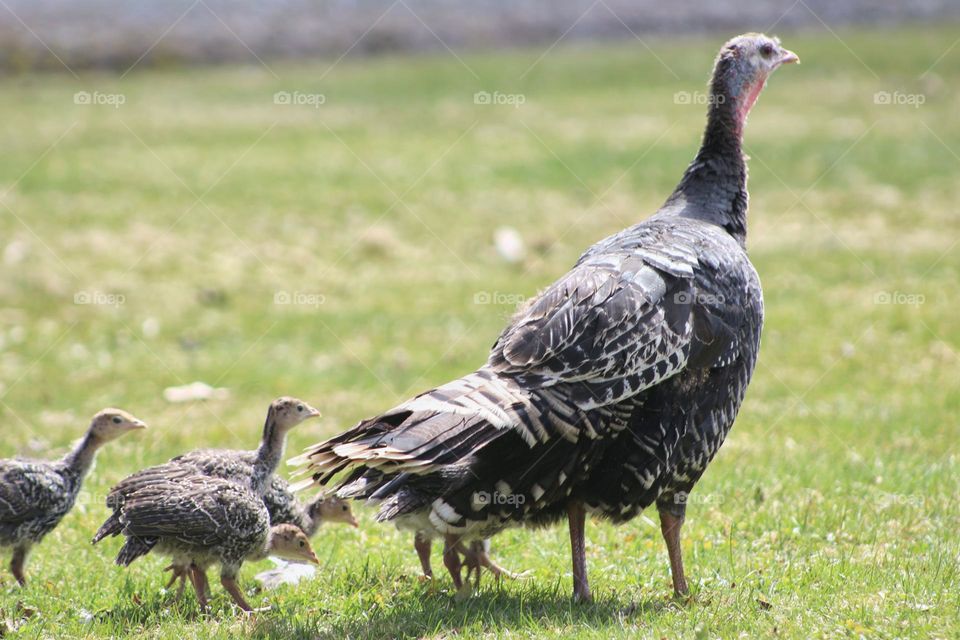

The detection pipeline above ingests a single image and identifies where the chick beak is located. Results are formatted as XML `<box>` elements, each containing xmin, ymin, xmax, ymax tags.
<box><xmin>779</xmin><ymin>49</ymin><xmax>800</xmax><ymax>65</ymax></box>
<box><xmin>349</xmin><ymin>516</ymin><xmax>359</xmax><ymax>528</ymax></box>
<box><xmin>130</xmin><ymin>420</ymin><xmax>148</xmax><ymax>430</ymax></box>
<box><xmin>307</xmin><ymin>551</ymin><xmax>320</xmax><ymax>565</ymax></box>
<box><xmin>306</xmin><ymin>406</ymin><xmax>322</xmax><ymax>419</ymax></box>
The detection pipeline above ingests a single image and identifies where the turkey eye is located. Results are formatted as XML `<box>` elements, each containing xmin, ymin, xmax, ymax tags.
<box><xmin>297</xmin><ymin>405</ymin><xmax>304</xmax><ymax>412</ymax></box>
<box><xmin>299</xmin><ymin>541</ymin><xmax>305</xmax><ymax>547</ymax></box>
<box><xmin>112</xmin><ymin>417</ymin><xmax>122</xmax><ymax>424</ymax></box>
<box><xmin>341</xmin><ymin>505</ymin><xmax>347</xmax><ymax>511</ymax></box>
<box><xmin>760</xmin><ymin>43</ymin><xmax>774</xmax><ymax>57</ymax></box>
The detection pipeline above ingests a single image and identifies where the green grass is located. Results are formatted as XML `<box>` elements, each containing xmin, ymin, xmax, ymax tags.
<box><xmin>1</xmin><ymin>25</ymin><xmax>959</xmax><ymax>638</ymax></box>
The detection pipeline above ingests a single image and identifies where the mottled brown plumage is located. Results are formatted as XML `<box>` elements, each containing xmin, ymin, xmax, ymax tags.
<box><xmin>108</xmin><ymin>474</ymin><xmax>318</xmax><ymax>611</ymax></box>
<box><xmin>94</xmin><ymin>398</ymin><xmax>325</xmax><ymax>610</ymax></box>
<box><xmin>0</xmin><ymin>409</ymin><xmax>146</xmax><ymax>586</ymax></box>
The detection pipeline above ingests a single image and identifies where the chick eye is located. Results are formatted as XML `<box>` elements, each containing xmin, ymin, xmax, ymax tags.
<box><xmin>112</xmin><ymin>416</ymin><xmax>122</xmax><ymax>424</ymax></box>
<box><xmin>760</xmin><ymin>43</ymin><xmax>774</xmax><ymax>57</ymax></box>
<box><xmin>299</xmin><ymin>541</ymin><xmax>305</xmax><ymax>548</ymax></box>
<box><xmin>341</xmin><ymin>505</ymin><xmax>348</xmax><ymax>511</ymax></box>
<box><xmin>297</xmin><ymin>405</ymin><xmax>304</xmax><ymax>412</ymax></box>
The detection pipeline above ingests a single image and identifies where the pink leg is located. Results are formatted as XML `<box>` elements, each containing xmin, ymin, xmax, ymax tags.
<box><xmin>189</xmin><ymin>565</ymin><xmax>210</xmax><ymax>611</ymax></box>
<box><xmin>164</xmin><ymin>563</ymin><xmax>189</xmax><ymax>597</ymax></box>
<box><xmin>475</xmin><ymin>543</ymin><xmax>520</xmax><ymax>580</ymax></box>
<box><xmin>221</xmin><ymin>575</ymin><xmax>253</xmax><ymax>612</ymax></box>
<box><xmin>442</xmin><ymin>535</ymin><xmax>463</xmax><ymax>589</ymax></box>
<box><xmin>414</xmin><ymin>532</ymin><xmax>433</xmax><ymax>579</ymax></box>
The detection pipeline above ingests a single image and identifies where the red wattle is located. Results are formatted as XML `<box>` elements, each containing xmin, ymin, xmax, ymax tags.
<box><xmin>738</xmin><ymin>76</ymin><xmax>768</xmax><ymax>125</ymax></box>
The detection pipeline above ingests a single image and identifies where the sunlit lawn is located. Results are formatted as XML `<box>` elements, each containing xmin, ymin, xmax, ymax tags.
<box><xmin>0</xmin><ymin>24</ymin><xmax>958</xmax><ymax>639</ymax></box>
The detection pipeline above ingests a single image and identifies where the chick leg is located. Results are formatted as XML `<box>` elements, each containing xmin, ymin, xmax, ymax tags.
<box><xmin>464</xmin><ymin>540</ymin><xmax>523</xmax><ymax>581</ymax></box>
<box><xmin>458</xmin><ymin>542</ymin><xmax>481</xmax><ymax>588</ymax></box>
<box><xmin>414</xmin><ymin>532</ymin><xmax>433</xmax><ymax>579</ymax></box>
<box><xmin>197</xmin><ymin>566</ymin><xmax>212</xmax><ymax>600</ymax></box>
<box><xmin>442</xmin><ymin>534</ymin><xmax>464</xmax><ymax>590</ymax></box>
<box><xmin>10</xmin><ymin>546</ymin><xmax>28</xmax><ymax>587</ymax></box>
<box><xmin>567</xmin><ymin>501</ymin><xmax>591</xmax><ymax>603</ymax></box>
<box><xmin>221</xmin><ymin>575</ymin><xmax>253</xmax><ymax>613</ymax></box>
<box><xmin>189</xmin><ymin>565</ymin><xmax>210</xmax><ymax>612</ymax></box>
<box><xmin>164</xmin><ymin>563</ymin><xmax>190</xmax><ymax>597</ymax></box>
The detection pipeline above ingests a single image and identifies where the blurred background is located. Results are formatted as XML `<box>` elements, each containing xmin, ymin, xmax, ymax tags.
<box><xmin>1</xmin><ymin>0</ymin><xmax>959</xmax><ymax>72</ymax></box>
<box><xmin>0</xmin><ymin>1</ymin><xmax>957</xmax><ymax>638</ymax></box>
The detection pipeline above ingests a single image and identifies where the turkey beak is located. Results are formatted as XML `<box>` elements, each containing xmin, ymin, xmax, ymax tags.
<box><xmin>779</xmin><ymin>49</ymin><xmax>799</xmax><ymax>65</ymax></box>
<box><xmin>349</xmin><ymin>515</ymin><xmax>359</xmax><ymax>528</ymax></box>
<box><xmin>306</xmin><ymin>405</ymin><xmax>322</xmax><ymax>419</ymax></box>
<box><xmin>307</xmin><ymin>550</ymin><xmax>320</xmax><ymax>565</ymax></box>
<box><xmin>130</xmin><ymin>420</ymin><xmax>148</xmax><ymax>430</ymax></box>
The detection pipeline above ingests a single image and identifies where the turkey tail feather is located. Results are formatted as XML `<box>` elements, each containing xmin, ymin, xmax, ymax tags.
<box><xmin>116</xmin><ymin>536</ymin><xmax>155</xmax><ymax>566</ymax></box>
<box><xmin>91</xmin><ymin>515</ymin><xmax>122</xmax><ymax>544</ymax></box>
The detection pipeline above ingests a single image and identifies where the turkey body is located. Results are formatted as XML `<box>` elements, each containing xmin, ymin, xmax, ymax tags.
<box><xmin>113</xmin><ymin>475</ymin><xmax>271</xmax><ymax>571</ymax></box>
<box><xmin>319</xmin><ymin>214</ymin><xmax>760</xmax><ymax>538</ymax></box>
<box><xmin>1</xmin><ymin>409</ymin><xmax>147</xmax><ymax>585</ymax></box>
<box><xmin>103</xmin><ymin>450</ymin><xmax>319</xmax><ymax>535</ymax></box>
<box><xmin>0</xmin><ymin>460</ymin><xmax>83</xmax><ymax>548</ymax></box>
<box><xmin>188</xmin><ymin>450</ymin><xmax>320</xmax><ymax>534</ymax></box>
<box><xmin>95</xmin><ymin>397</ymin><xmax>323</xmax><ymax>544</ymax></box>
<box><xmin>573</xmin><ymin>215</ymin><xmax>763</xmax><ymax>522</ymax></box>
<box><xmin>296</xmin><ymin>32</ymin><xmax>796</xmax><ymax>600</ymax></box>
<box><xmin>97</xmin><ymin>398</ymin><xmax>324</xmax><ymax>611</ymax></box>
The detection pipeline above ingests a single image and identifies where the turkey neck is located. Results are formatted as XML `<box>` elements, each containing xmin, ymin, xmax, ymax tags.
<box><xmin>62</xmin><ymin>431</ymin><xmax>102</xmax><ymax>480</ymax></box>
<box><xmin>251</xmin><ymin>413</ymin><xmax>285</xmax><ymax>495</ymax></box>
<box><xmin>302</xmin><ymin>509</ymin><xmax>322</xmax><ymax>537</ymax></box>
<box><xmin>664</xmin><ymin>60</ymin><xmax>756</xmax><ymax>247</ymax></box>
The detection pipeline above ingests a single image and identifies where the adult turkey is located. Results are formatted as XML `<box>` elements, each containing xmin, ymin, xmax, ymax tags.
<box><xmin>292</xmin><ymin>33</ymin><xmax>797</xmax><ymax>601</ymax></box>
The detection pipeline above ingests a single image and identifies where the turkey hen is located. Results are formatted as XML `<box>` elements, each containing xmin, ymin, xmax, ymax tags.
<box><xmin>293</xmin><ymin>33</ymin><xmax>797</xmax><ymax>601</ymax></box>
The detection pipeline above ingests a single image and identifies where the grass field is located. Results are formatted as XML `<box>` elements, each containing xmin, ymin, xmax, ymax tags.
<box><xmin>1</xmin><ymin>24</ymin><xmax>958</xmax><ymax>639</ymax></box>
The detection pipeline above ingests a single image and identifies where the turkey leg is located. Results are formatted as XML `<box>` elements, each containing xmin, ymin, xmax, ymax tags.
<box><xmin>460</xmin><ymin>540</ymin><xmax>524</xmax><ymax>587</ymax></box>
<box><xmin>189</xmin><ymin>565</ymin><xmax>210</xmax><ymax>611</ymax></box>
<box><xmin>164</xmin><ymin>563</ymin><xmax>189</xmax><ymax>597</ymax></box>
<box><xmin>221</xmin><ymin>575</ymin><xmax>253</xmax><ymax>612</ymax></box>
<box><xmin>442</xmin><ymin>534</ymin><xmax>463</xmax><ymax>589</ymax></box>
<box><xmin>10</xmin><ymin>546</ymin><xmax>27</xmax><ymax>586</ymax></box>
<box><xmin>414</xmin><ymin>532</ymin><xmax>433</xmax><ymax>579</ymax></box>
<box><xmin>658</xmin><ymin>507</ymin><xmax>689</xmax><ymax>596</ymax></box>
<box><xmin>567</xmin><ymin>501</ymin><xmax>591</xmax><ymax>602</ymax></box>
